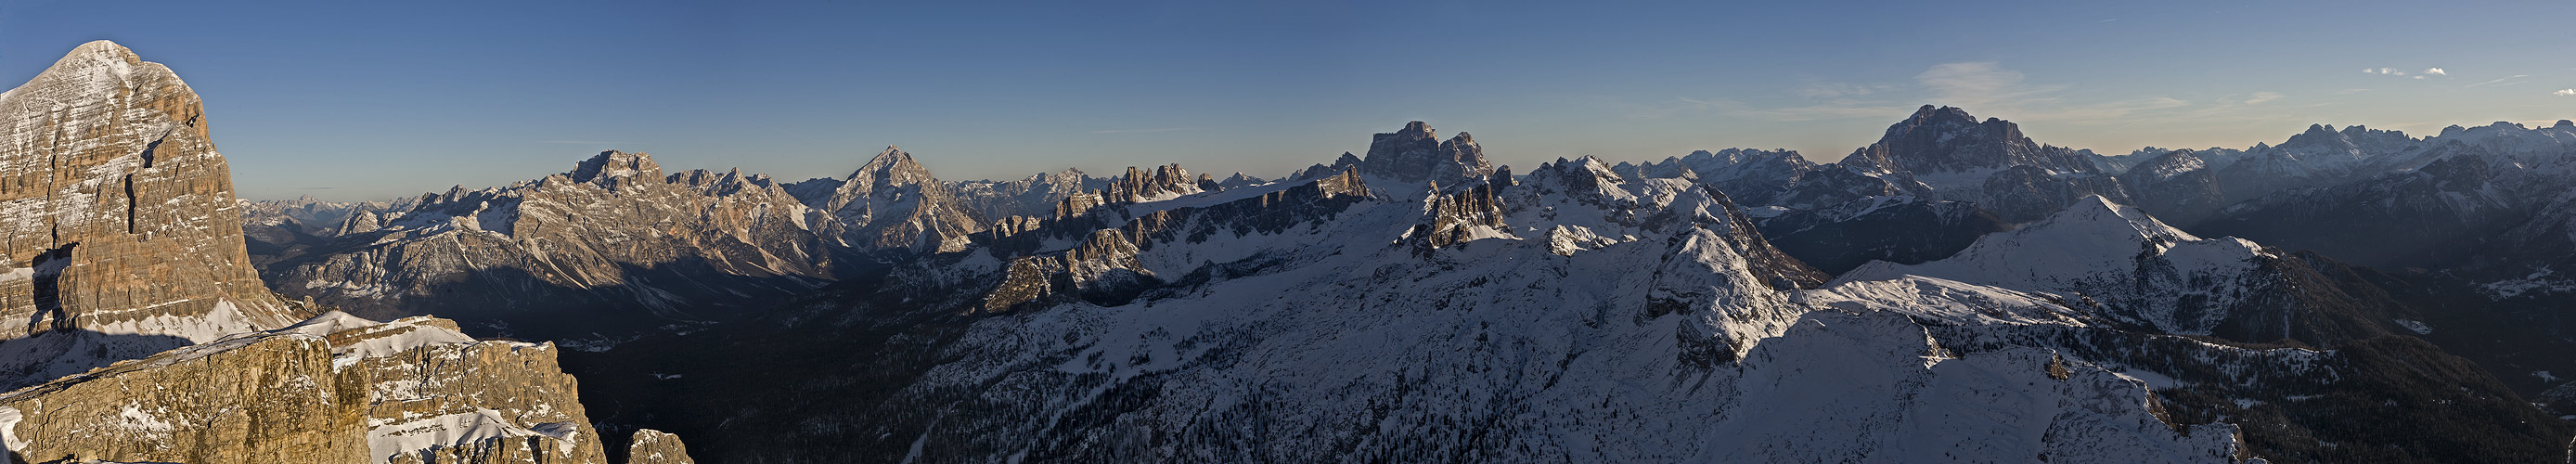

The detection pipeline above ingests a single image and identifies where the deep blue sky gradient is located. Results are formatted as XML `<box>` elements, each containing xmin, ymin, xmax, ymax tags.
<box><xmin>6</xmin><ymin>0</ymin><xmax>2572</xmax><ymax>200</ymax></box>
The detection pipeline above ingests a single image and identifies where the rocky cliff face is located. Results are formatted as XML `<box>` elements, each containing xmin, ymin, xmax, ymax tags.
<box><xmin>0</xmin><ymin>41</ymin><xmax>311</xmax><ymax>389</ymax></box>
<box><xmin>0</xmin><ymin>312</ymin><xmax>611</xmax><ymax>464</ymax></box>
<box><xmin>625</xmin><ymin>429</ymin><xmax>696</xmax><ymax>464</ymax></box>
<box><xmin>1359</xmin><ymin>121</ymin><xmax>1493</xmax><ymax>185</ymax></box>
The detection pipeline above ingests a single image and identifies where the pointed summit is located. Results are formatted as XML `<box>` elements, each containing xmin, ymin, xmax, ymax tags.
<box><xmin>819</xmin><ymin>146</ymin><xmax>984</xmax><ymax>252</ymax></box>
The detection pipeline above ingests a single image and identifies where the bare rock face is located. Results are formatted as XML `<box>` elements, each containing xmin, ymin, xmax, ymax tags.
<box><xmin>1101</xmin><ymin>163</ymin><xmax>1207</xmax><ymax>203</ymax></box>
<box><xmin>0</xmin><ymin>41</ymin><xmax>300</xmax><ymax>342</ymax></box>
<box><xmin>1359</xmin><ymin>121</ymin><xmax>1493</xmax><ymax>184</ymax></box>
<box><xmin>625</xmin><ymin>429</ymin><xmax>696</xmax><ymax>464</ymax></box>
<box><xmin>0</xmin><ymin>330</ymin><xmax>363</xmax><ymax>464</ymax></box>
<box><xmin>1408</xmin><ymin>181</ymin><xmax>1507</xmax><ymax>251</ymax></box>
<box><xmin>0</xmin><ymin>312</ymin><xmax>616</xmax><ymax>464</ymax></box>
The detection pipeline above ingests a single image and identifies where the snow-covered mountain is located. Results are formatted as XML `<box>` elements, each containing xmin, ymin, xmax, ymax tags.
<box><xmin>560</xmin><ymin>124</ymin><xmax>2575</xmax><ymax>462</ymax></box>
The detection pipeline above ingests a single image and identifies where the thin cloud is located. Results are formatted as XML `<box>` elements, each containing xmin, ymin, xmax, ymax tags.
<box><xmin>2466</xmin><ymin>75</ymin><xmax>2531</xmax><ymax>87</ymax></box>
<box><xmin>538</xmin><ymin>140</ymin><xmax>628</xmax><ymax>145</ymax></box>
<box><xmin>1793</xmin><ymin>81</ymin><xmax>1893</xmax><ymax>98</ymax></box>
<box><xmin>1916</xmin><ymin>61</ymin><xmax>2067</xmax><ymax>110</ymax></box>
<box><xmin>1678</xmin><ymin>97</ymin><xmax>1917</xmax><ymax>122</ymax></box>
<box><xmin>2243</xmin><ymin>92</ymin><xmax>2284</xmax><ymax>105</ymax></box>
<box><xmin>2556</xmin><ymin>89</ymin><xmax>2576</xmax><ymax>97</ymax></box>
<box><xmin>1674</xmin><ymin>61</ymin><xmax>2194</xmax><ymax>125</ymax></box>
<box><xmin>2363</xmin><ymin>68</ymin><xmax>2405</xmax><ymax>76</ymax></box>
<box><xmin>2424</xmin><ymin>68</ymin><xmax>2447</xmax><ymax>76</ymax></box>
<box><xmin>1091</xmin><ymin>127</ymin><xmax>1199</xmax><ymax>134</ymax></box>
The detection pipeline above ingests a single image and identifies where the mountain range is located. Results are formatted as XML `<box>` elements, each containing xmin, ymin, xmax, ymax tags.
<box><xmin>0</xmin><ymin>40</ymin><xmax>2569</xmax><ymax>463</ymax></box>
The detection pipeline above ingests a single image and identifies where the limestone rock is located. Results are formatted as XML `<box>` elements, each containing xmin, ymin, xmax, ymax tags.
<box><xmin>0</xmin><ymin>330</ymin><xmax>363</xmax><ymax>464</ymax></box>
<box><xmin>0</xmin><ymin>312</ymin><xmax>619</xmax><ymax>464</ymax></box>
<box><xmin>1359</xmin><ymin>121</ymin><xmax>1493</xmax><ymax>184</ymax></box>
<box><xmin>625</xmin><ymin>430</ymin><xmax>695</xmax><ymax>464</ymax></box>
<box><xmin>0</xmin><ymin>41</ymin><xmax>303</xmax><ymax>353</ymax></box>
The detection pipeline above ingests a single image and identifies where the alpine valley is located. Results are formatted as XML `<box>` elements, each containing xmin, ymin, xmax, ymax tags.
<box><xmin>0</xmin><ymin>41</ymin><xmax>2569</xmax><ymax>464</ymax></box>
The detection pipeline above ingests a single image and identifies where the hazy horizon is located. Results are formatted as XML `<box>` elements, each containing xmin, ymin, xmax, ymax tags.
<box><xmin>7</xmin><ymin>0</ymin><xmax>2573</xmax><ymax>201</ymax></box>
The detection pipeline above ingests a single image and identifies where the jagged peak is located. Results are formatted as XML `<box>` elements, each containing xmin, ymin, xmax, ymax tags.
<box><xmin>568</xmin><ymin>150</ymin><xmax>662</xmax><ymax>184</ymax></box>
<box><xmin>1397</xmin><ymin>121</ymin><xmax>1435</xmax><ymax>137</ymax></box>
<box><xmin>849</xmin><ymin>145</ymin><xmax>937</xmax><ymax>184</ymax></box>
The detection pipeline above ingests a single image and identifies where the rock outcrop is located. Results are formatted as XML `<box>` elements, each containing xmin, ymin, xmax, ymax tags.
<box><xmin>0</xmin><ymin>312</ymin><xmax>610</xmax><ymax>464</ymax></box>
<box><xmin>1358</xmin><ymin>121</ymin><xmax>1493</xmax><ymax>184</ymax></box>
<box><xmin>625</xmin><ymin>429</ymin><xmax>696</xmax><ymax>464</ymax></box>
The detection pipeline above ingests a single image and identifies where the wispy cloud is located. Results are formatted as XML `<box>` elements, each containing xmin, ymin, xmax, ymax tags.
<box><xmin>1674</xmin><ymin>97</ymin><xmax>1917</xmax><ymax>122</ymax></box>
<box><xmin>2424</xmin><ymin>68</ymin><xmax>2446</xmax><ymax>76</ymax></box>
<box><xmin>1916</xmin><ymin>61</ymin><xmax>2066</xmax><ymax>110</ymax></box>
<box><xmin>1792</xmin><ymin>81</ymin><xmax>1893</xmax><ymax>98</ymax></box>
<box><xmin>2557</xmin><ymin>89</ymin><xmax>2576</xmax><ymax>97</ymax></box>
<box><xmin>1091</xmin><ymin>127</ymin><xmax>1199</xmax><ymax>134</ymax></box>
<box><xmin>2466</xmin><ymin>75</ymin><xmax>2531</xmax><ymax>87</ymax></box>
<box><xmin>2363</xmin><ymin>68</ymin><xmax>2405</xmax><ymax>76</ymax></box>
<box><xmin>1663</xmin><ymin>61</ymin><xmax>2195</xmax><ymax>125</ymax></box>
<box><xmin>2243</xmin><ymin>92</ymin><xmax>2285</xmax><ymax>105</ymax></box>
<box><xmin>538</xmin><ymin>140</ymin><xmax>627</xmax><ymax>145</ymax></box>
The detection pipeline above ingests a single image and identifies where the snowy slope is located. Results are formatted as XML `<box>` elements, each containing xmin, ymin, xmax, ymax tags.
<box><xmin>1843</xmin><ymin>196</ymin><xmax>2271</xmax><ymax>335</ymax></box>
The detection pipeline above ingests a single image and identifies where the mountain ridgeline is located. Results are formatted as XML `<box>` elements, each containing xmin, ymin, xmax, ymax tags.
<box><xmin>5</xmin><ymin>36</ymin><xmax>2564</xmax><ymax>463</ymax></box>
<box><xmin>213</xmin><ymin>108</ymin><xmax>2552</xmax><ymax>462</ymax></box>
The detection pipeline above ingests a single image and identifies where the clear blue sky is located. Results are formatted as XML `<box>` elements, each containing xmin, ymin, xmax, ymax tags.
<box><xmin>6</xmin><ymin>0</ymin><xmax>2572</xmax><ymax>200</ymax></box>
